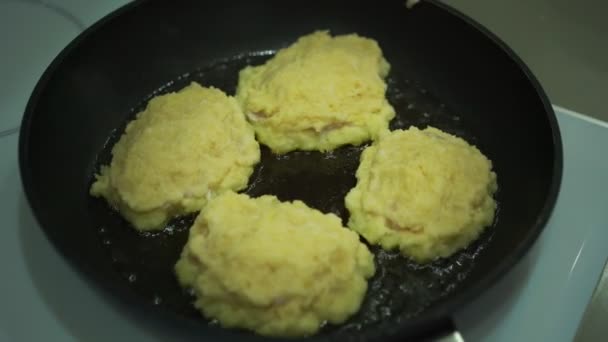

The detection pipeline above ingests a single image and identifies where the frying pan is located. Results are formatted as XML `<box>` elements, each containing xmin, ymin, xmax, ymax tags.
<box><xmin>18</xmin><ymin>0</ymin><xmax>562</xmax><ymax>341</ymax></box>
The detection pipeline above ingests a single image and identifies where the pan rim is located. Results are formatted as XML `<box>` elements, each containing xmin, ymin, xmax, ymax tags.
<box><xmin>18</xmin><ymin>0</ymin><xmax>564</xmax><ymax>340</ymax></box>
<box><xmin>399</xmin><ymin>0</ymin><xmax>564</xmax><ymax>334</ymax></box>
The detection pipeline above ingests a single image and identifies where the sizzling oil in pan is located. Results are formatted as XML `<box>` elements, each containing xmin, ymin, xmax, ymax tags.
<box><xmin>88</xmin><ymin>53</ymin><xmax>498</xmax><ymax>334</ymax></box>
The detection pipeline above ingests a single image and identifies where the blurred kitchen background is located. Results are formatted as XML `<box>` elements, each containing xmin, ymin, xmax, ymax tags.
<box><xmin>445</xmin><ymin>0</ymin><xmax>608</xmax><ymax>120</ymax></box>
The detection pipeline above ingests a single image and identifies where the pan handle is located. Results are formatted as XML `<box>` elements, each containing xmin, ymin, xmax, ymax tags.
<box><xmin>422</xmin><ymin>319</ymin><xmax>465</xmax><ymax>342</ymax></box>
<box><xmin>433</xmin><ymin>330</ymin><xmax>464</xmax><ymax>342</ymax></box>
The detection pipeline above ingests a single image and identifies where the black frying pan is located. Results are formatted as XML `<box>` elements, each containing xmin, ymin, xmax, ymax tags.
<box><xmin>19</xmin><ymin>0</ymin><xmax>562</xmax><ymax>341</ymax></box>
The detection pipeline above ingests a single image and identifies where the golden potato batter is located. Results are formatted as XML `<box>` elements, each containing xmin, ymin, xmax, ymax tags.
<box><xmin>236</xmin><ymin>30</ymin><xmax>395</xmax><ymax>153</ymax></box>
<box><xmin>90</xmin><ymin>83</ymin><xmax>260</xmax><ymax>231</ymax></box>
<box><xmin>175</xmin><ymin>192</ymin><xmax>375</xmax><ymax>337</ymax></box>
<box><xmin>345</xmin><ymin>127</ymin><xmax>497</xmax><ymax>262</ymax></box>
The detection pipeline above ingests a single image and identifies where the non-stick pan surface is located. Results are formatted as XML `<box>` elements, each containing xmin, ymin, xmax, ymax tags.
<box><xmin>19</xmin><ymin>0</ymin><xmax>562</xmax><ymax>341</ymax></box>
